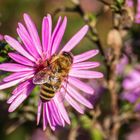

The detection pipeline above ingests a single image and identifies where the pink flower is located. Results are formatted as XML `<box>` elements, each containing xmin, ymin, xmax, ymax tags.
<box><xmin>0</xmin><ymin>34</ymin><xmax>4</xmax><ymax>41</ymax></box>
<box><xmin>135</xmin><ymin>0</ymin><xmax>140</xmax><ymax>23</ymax></box>
<box><xmin>0</xmin><ymin>13</ymin><xmax>103</xmax><ymax>130</ymax></box>
<box><xmin>125</xmin><ymin>0</ymin><xmax>140</xmax><ymax>24</ymax></box>
<box><xmin>125</xmin><ymin>0</ymin><xmax>134</xmax><ymax>7</ymax></box>
<box><xmin>121</xmin><ymin>67</ymin><xmax>140</xmax><ymax>111</ymax></box>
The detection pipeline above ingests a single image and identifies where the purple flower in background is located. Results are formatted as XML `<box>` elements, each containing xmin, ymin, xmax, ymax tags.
<box><xmin>116</xmin><ymin>54</ymin><xmax>128</xmax><ymax>75</ymax></box>
<box><xmin>122</xmin><ymin>67</ymin><xmax>140</xmax><ymax>111</ymax></box>
<box><xmin>0</xmin><ymin>13</ymin><xmax>103</xmax><ymax>130</ymax></box>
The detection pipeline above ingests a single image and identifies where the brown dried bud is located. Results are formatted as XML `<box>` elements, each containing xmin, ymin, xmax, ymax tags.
<box><xmin>71</xmin><ymin>0</ymin><xmax>79</xmax><ymax>5</ymax></box>
<box><xmin>107</xmin><ymin>29</ymin><xmax>122</xmax><ymax>48</ymax></box>
<box><xmin>79</xmin><ymin>0</ymin><xmax>102</xmax><ymax>13</ymax></box>
<box><xmin>107</xmin><ymin>29</ymin><xmax>122</xmax><ymax>56</ymax></box>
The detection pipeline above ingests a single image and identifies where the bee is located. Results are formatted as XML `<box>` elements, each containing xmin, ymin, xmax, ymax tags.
<box><xmin>33</xmin><ymin>52</ymin><xmax>73</xmax><ymax>102</ymax></box>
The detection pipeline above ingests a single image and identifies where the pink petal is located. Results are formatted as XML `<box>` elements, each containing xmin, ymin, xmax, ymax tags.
<box><xmin>7</xmin><ymin>91</ymin><xmax>22</xmax><ymax>104</ymax></box>
<box><xmin>23</xmin><ymin>13</ymin><xmax>42</xmax><ymax>56</ymax></box>
<box><xmin>53</xmin><ymin>99</ymin><xmax>65</xmax><ymax>126</ymax></box>
<box><xmin>0</xmin><ymin>63</ymin><xmax>34</xmax><ymax>72</ymax></box>
<box><xmin>8</xmin><ymin>93</ymin><xmax>27</xmax><ymax>112</ymax></box>
<box><xmin>54</xmin><ymin>97</ymin><xmax>70</xmax><ymax>124</ymax></box>
<box><xmin>17</xmin><ymin>25</ymin><xmax>40</xmax><ymax>59</ymax></box>
<box><xmin>8</xmin><ymin>83</ymin><xmax>34</xmax><ymax>112</ymax></box>
<box><xmin>74</xmin><ymin>50</ymin><xmax>99</xmax><ymax>63</ymax></box>
<box><xmin>51</xmin><ymin>16</ymin><xmax>62</xmax><ymax>55</ymax></box>
<box><xmin>3</xmin><ymin>71</ymin><xmax>35</xmax><ymax>82</ymax></box>
<box><xmin>50</xmin><ymin>100</ymin><xmax>64</xmax><ymax>126</ymax></box>
<box><xmin>55</xmin><ymin>89</ymin><xmax>66</xmax><ymax>103</ymax></box>
<box><xmin>45</xmin><ymin>103</ymin><xmax>56</xmax><ymax>131</ymax></box>
<box><xmin>0</xmin><ymin>34</ymin><xmax>4</xmax><ymax>41</ymax></box>
<box><xmin>69</xmin><ymin>70</ymin><xmax>103</xmax><ymax>79</ymax></box>
<box><xmin>65</xmin><ymin>94</ymin><xmax>84</xmax><ymax>114</ymax></box>
<box><xmin>51</xmin><ymin>17</ymin><xmax>67</xmax><ymax>55</ymax></box>
<box><xmin>72</xmin><ymin>62</ymin><xmax>100</xmax><ymax>70</ymax></box>
<box><xmin>48</xmin><ymin>102</ymin><xmax>57</xmax><ymax>127</ymax></box>
<box><xmin>4</xmin><ymin>35</ymin><xmax>36</xmax><ymax>62</ymax></box>
<box><xmin>18</xmin><ymin>23</ymin><xmax>32</xmax><ymax>40</ymax></box>
<box><xmin>123</xmin><ymin>80</ymin><xmax>140</xmax><ymax>90</ymax></box>
<box><xmin>42</xmin><ymin>15</ymin><xmax>52</xmax><ymax>54</ymax></box>
<box><xmin>12</xmin><ymin>80</ymin><xmax>32</xmax><ymax>95</ymax></box>
<box><xmin>37</xmin><ymin>100</ymin><xmax>42</xmax><ymax>125</ymax></box>
<box><xmin>48</xmin><ymin>101</ymin><xmax>61</xmax><ymax>126</ymax></box>
<box><xmin>68</xmin><ymin>77</ymin><xmax>94</xmax><ymax>94</ymax></box>
<box><xmin>60</xmin><ymin>25</ymin><xmax>88</xmax><ymax>53</ymax></box>
<box><xmin>42</xmin><ymin>104</ymin><xmax>48</xmax><ymax>130</ymax></box>
<box><xmin>7</xmin><ymin>80</ymin><xmax>32</xmax><ymax>104</ymax></box>
<box><xmin>8</xmin><ymin>53</ymin><xmax>35</xmax><ymax>67</ymax></box>
<box><xmin>67</xmin><ymin>85</ymin><xmax>93</xmax><ymax>109</ymax></box>
<box><xmin>0</xmin><ymin>76</ymin><xmax>33</xmax><ymax>90</ymax></box>
<box><xmin>123</xmin><ymin>70</ymin><xmax>140</xmax><ymax>90</ymax></box>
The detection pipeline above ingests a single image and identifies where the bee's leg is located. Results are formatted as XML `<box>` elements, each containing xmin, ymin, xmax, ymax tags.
<box><xmin>56</xmin><ymin>82</ymin><xmax>68</xmax><ymax>103</ymax></box>
<box><xmin>59</xmin><ymin>77</ymin><xmax>69</xmax><ymax>102</ymax></box>
<box><xmin>63</xmin><ymin>76</ymin><xmax>69</xmax><ymax>91</ymax></box>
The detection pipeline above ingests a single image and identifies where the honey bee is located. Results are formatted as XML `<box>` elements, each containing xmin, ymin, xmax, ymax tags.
<box><xmin>33</xmin><ymin>52</ymin><xmax>73</xmax><ymax>102</ymax></box>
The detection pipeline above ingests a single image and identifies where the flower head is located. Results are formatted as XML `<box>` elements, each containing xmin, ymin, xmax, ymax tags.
<box><xmin>0</xmin><ymin>13</ymin><xmax>103</xmax><ymax>130</ymax></box>
<box><xmin>116</xmin><ymin>54</ymin><xmax>128</xmax><ymax>75</ymax></box>
<box><xmin>122</xmin><ymin>67</ymin><xmax>140</xmax><ymax>111</ymax></box>
<box><xmin>0</xmin><ymin>34</ymin><xmax>4</xmax><ymax>41</ymax></box>
<box><xmin>125</xmin><ymin>0</ymin><xmax>140</xmax><ymax>24</ymax></box>
<box><xmin>135</xmin><ymin>0</ymin><xmax>140</xmax><ymax>23</ymax></box>
<box><xmin>125</xmin><ymin>0</ymin><xmax>133</xmax><ymax>7</ymax></box>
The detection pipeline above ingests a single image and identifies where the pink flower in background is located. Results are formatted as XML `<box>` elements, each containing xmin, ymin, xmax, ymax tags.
<box><xmin>125</xmin><ymin>0</ymin><xmax>134</xmax><ymax>7</ymax></box>
<box><xmin>0</xmin><ymin>34</ymin><xmax>4</xmax><ymax>41</ymax></box>
<box><xmin>87</xmin><ymin>80</ymin><xmax>105</xmax><ymax>106</ymax></box>
<box><xmin>0</xmin><ymin>13</ymin><xmax>103</xmax><ymax>130</ymax></box>
<box><xmin>125</xmin><ymin>0</ymin><xmax>140</xmax><ymax>24</ymax></box>
<box><xmin>31</xmin><ymin>128</ymin><xmax>48</xmax><ymax>140</ymax></box>
<box><xmin>135</xmin><ymin>0</ymin><xmax>140</xmax><ymax>23</ymax></box>
<box><xmin>116</xmin><ymin>54</ymin><xmax>128</xmax><ymax>75</ymax></box>
<box><xmin>125</xmin><ymin>123</ymin><xmax>140</xmax><ymax>140</ymax></box>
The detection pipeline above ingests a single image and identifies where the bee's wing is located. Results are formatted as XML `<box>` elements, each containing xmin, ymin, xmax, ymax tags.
<box><xmin>56</xmin><ymin>77</ymin><xmax>68</xmax><ymax>103</ymax></box>
<box><xmin>33</xmin><ymin>69</ymin><xmax>50</xmax><ymax>85</ymax></box>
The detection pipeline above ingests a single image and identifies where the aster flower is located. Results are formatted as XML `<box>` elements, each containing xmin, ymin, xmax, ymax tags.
<box><xmin>122</xmin><ymin>67</ymin><xmax>140</xmax><ymax>111</ymax></box>
<box><xmin>0</xmin><ymin>13</ymin><xmax>103</xmax><ymax>130</ymax></box>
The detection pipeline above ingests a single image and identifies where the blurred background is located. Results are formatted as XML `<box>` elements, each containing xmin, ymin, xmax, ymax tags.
<box><xmin>1</xmin><ymin>0</ymin><xmax>140</xmax><ymax>140</ymax></box>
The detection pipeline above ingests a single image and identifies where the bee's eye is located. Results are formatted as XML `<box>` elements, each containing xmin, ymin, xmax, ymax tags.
<box><xmin>62</xmin><ymin>52</ymin><xmax>69</xmax><ymax>56</ymax></box>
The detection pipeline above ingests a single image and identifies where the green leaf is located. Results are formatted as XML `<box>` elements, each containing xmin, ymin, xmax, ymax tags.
<box><xmin>80</xmin><ymin>115</ymin><xmax>91</xmax><ymax>129</ymax></box>
<box><xmin>116</xmin><ymin>0</ymin><xmax>124</xmax><ymax>4</ymax></box>
<box><xmin>91</xmin><ymin>128</ymin><xmax>103</xmax><ymax>140</ymax></box>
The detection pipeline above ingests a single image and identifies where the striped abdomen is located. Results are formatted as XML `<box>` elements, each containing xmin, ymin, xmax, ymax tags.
<box><xmin>40</xmin><ymin>80</ymin><xmax>61</xmax><ymax>102</ymax></box>
<box><xmin>40</xmin><ymin>82</ymin><xmax>55</xmax><ymax>102</ymax></box>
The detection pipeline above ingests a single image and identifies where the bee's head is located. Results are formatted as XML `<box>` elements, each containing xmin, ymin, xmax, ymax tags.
<box><xmin>62</xmin><ymin>51</ymin><xmax>73</xmax><ymax>63</ymax></box>
<box><xmin>57</xmin><ymin>51</ymin><xmax>73</xmax><ymax>69</ymax></box>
